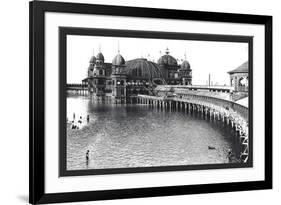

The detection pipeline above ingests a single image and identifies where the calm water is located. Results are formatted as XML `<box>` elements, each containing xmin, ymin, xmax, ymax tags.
<box><xmin>66</xmin><ymin>95</ymin><xmax>240</xmax><ymax>170</ymax></box>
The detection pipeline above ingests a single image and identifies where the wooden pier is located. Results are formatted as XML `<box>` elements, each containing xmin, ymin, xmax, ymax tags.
<box><xmin>137</xmin><ymin>94</ymin><xmax>249</xmax><ymax>163</ymax></box>
<box><xmin>66</xmin><ymin>84</ymin><xmax>89</xmax><ymax>95</ymax></box>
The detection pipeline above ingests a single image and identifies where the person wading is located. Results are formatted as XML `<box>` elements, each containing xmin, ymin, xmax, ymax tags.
<box><xmin>86</xmin><ymin>150</ymin><xmax>90</xmax><ymax>166</ymax></box>
<box><xmin>227</xmin><ymin>149</ymin><xmax>233</xmax><ymax>163</ymax></box>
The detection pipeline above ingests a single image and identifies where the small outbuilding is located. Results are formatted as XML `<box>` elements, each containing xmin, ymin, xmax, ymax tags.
<box><xmin>228</xmin><ymin>61</ymin><xmax>248</xmax><ymax>92</ymax></box>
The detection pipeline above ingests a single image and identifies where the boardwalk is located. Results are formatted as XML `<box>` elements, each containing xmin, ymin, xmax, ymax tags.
<box><xmin>137</xmin><ymin>94</ymin><xmax>249</xmax><ymax>163</ymax></box>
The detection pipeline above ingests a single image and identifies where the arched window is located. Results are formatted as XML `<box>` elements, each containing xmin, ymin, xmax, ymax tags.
<box><xmin>169</xmin><ymin>72</ymin><xmax>173</xmax><ymax>78</ymax></box>
<box><xmin>231</xmin><ymin>78</ymin><xmax>234</xmax><ymax>86</ymax></box>
<box><xmin>138</xmin><ymin>68</ymin><xmax>142</xmax><ymax>77</ymax></box>
<box><xmin>239</xmin><ymin>77</ymin><xmax>246</xmax><ymax>86</ymax></box>
<box><xmin>134</xmin><ymin>68</ymin><xmax>138</xmax><ymax>76</ymax></box>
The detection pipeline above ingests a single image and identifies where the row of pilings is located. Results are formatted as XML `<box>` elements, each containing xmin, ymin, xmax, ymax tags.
<box><xmin>67</xmin><ymin>88</ymin><xmax>89</xmax><ymax>95</ymax></box>
<box><xmin>136</xmin><ymin>95</ymin><xmax>249</xmax><ymax>164</ymax></box>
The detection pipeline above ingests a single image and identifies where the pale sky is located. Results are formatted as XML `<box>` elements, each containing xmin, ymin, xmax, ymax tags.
<box><xmin>67</xmin><ymin>35</ymin><xmax>248</xmax><ymax>85</ymax></box>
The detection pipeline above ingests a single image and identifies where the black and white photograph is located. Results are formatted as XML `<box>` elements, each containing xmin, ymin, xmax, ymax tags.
<box><xmin>26</xmin><ymin>1</ymin><xmax>273</xmax><ymax>204</ymax></box>
<box><xmin>60</xmin><ymin>28</ymin><xmax>252</xmax><ymax>175</ymax></box>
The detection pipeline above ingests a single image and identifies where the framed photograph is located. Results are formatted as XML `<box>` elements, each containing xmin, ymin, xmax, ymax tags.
<box><xmin>30</xmin><ymin>1</ymin><xmax>272</xmax><ymax>204</ymax></box>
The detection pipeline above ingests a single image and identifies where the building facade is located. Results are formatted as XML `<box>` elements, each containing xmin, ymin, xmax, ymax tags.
<box><xmin>228</xmin><ymin>61</ymin><xmax>248</xmax><ymax>92</ymax></box>
<box><xmin>85</xmin><ymin>48</ymin><xmax>192</xmax><ymax>101</ymax></box>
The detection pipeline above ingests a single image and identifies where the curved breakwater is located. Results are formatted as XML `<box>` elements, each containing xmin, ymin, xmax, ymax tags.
<box><xmin>66</xmin><ymin>95</ymin><xmax>244</xmax><ymax>171</ymax></box>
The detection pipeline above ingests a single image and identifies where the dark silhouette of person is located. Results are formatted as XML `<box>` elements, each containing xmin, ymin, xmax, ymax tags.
<box><xmin>78</xmin><ymin>116</ymin><xmax>82</xmax><ymax>124</ymax></box>
<box><xmin>227</xmin><ymin>149</ymin><xmax>233</xmax><ymax>162</ymax></box>
<box><xmin>86</xmin><ymin>150</ymin><xmax>90</xmax><ymax>162</ymax></box>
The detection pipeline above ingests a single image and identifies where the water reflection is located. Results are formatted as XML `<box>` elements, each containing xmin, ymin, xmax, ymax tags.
<box><xmin>66</xmin><ymin>95</ymin><xmax>239</xmax><ymax>170</ymax></box>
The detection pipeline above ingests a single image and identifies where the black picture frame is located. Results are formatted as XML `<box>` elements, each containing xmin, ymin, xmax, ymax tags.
<box><xmin>29</xmin><ymin>1</ymin><xmax>272</xmax><ymax>204</ymax></box>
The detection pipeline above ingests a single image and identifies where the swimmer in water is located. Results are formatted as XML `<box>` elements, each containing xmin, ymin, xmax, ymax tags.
<box><xmin>86</xmin><ymin>150</ymin><xmax>90</xmax><ymax>161</ymax></box>
<box><xmin>227</xmin><ymin>149</ymin><xmax>233</xmax><ymax>162</ymax></box>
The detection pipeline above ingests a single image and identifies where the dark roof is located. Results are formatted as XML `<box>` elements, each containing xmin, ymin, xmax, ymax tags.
<box><xmin>96</xmin><ymin>52</ymin><xmax>104</xmax><ymax>61</ymax></box>
<box><xmin>125</xmin><ymin>58</ymin><xmax>164</xmax><ymax>80</ymax></box>
<box><xmin>180</xmin><ymin>60</ymin><xmax>191</xmax><ymax>70</ymax></box>
<box><xmin>228</xmin><ymin>61</ymin><xmax>248</xmax><ymax>74</ymax></box>
<box><xmin>89</xmin><ymin>56</ymin><xmax>96</xmax><ymax>64</ymax></box>
<box><xmin>112</xmin><ymin>53</ymin><xmax>125</xmax><ymax>65</ymax></box>
<box><xmin>157</xmin><ymin>54</ymin><xmax>178</xmax><ymax>66</ymax></box>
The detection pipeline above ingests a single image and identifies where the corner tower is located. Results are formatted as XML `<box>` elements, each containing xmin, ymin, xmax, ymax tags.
<box><xmin>111</xmin><ymin>49</ymin><xmax>127</xmax><ymax>103</ymax></box>
<box><xmin>179</xmin><ymin>51</ymin><xmax>192</xmax><ymax>85</ymax></box>
<box><xmin>91</xmin><ymin>50</ymin><xmax>106</xmax><ymax>97</ymax></box>
<box><xmin>157</xmin><ymin>47</ymin><xmax>180</xmax><ymax>84</ymax></box>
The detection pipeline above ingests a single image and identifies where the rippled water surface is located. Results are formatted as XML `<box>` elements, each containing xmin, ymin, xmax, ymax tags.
<box><xmin>66</xmin><ymin>95</ymin><xmax>239</xmax><ymax>170</ymax></box>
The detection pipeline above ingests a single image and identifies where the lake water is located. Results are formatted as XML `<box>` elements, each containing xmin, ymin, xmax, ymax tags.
<box><xmin>66</xmin><ymin>95</ymin><xmax>240</xmax><ymax>170</ymax></box>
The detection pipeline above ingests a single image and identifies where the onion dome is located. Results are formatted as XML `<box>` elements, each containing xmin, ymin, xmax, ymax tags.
<box><xmin>125</xmin><ymin>58</ymin><xmax>164</xmax><ymax>80</ymax></box>
<box><xmin>180</xmin><ymin>60</ymin><xmax>191</xmax><ymax>70</ymax></box>
<box><xmin>112</xmin><ymin>53</ymin><xmax>125</xmax><ymax>65</ymax></box>
<box><xmin>158</xmin><ymin>57</ymin><xmax>165</xmax><ymax>64</ymax></box>
<box><xmin>96</xmin><ymin>52</ymin><xmax>104</xmax><ymax>62</ymax></box>
<box><xmin>157</xmin><ymin>48</ymin><xmax>178</xmax><ymax>66</ymax></box>
<box><xmin>89</xmin><ymin>56</ymin><xmax>96</xmax><ymax>64</ymax></box>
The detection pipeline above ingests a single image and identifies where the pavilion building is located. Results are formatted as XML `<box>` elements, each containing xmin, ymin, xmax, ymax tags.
<box><xmin>228</xmin><ymin>61</ymin><xmax>248</xmax><ymax>92</ymax></box>
<box><xmin>84</xmin><ymin>47</ymin><xmax>192</xmax><ymax>101</ymax></box>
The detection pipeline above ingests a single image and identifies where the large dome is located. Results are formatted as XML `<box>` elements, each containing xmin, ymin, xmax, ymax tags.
<box><xmin>157</xmin><ymin>48</ymin><xmax>178</xmax><ymax>66</ymax></box>
<box><xmin>112</xmin><ymin>53</ymin><xmax>125</xmax><ymax>65</ymax></box>
<box><xmin>125</xmin><ymin>58</ymin><xmax>164</xmax><ymax>80</ymax></box>
<box><xmin>180</xmin><ymin>60</ymin><xmax>191</xmax><ymax>70</ymax></box>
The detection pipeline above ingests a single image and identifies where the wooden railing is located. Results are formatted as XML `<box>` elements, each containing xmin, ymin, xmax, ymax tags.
<box><xmin>138</xmin><ymin>93</ymin><xmax>248</xmax><ymax>121</ymax></box>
